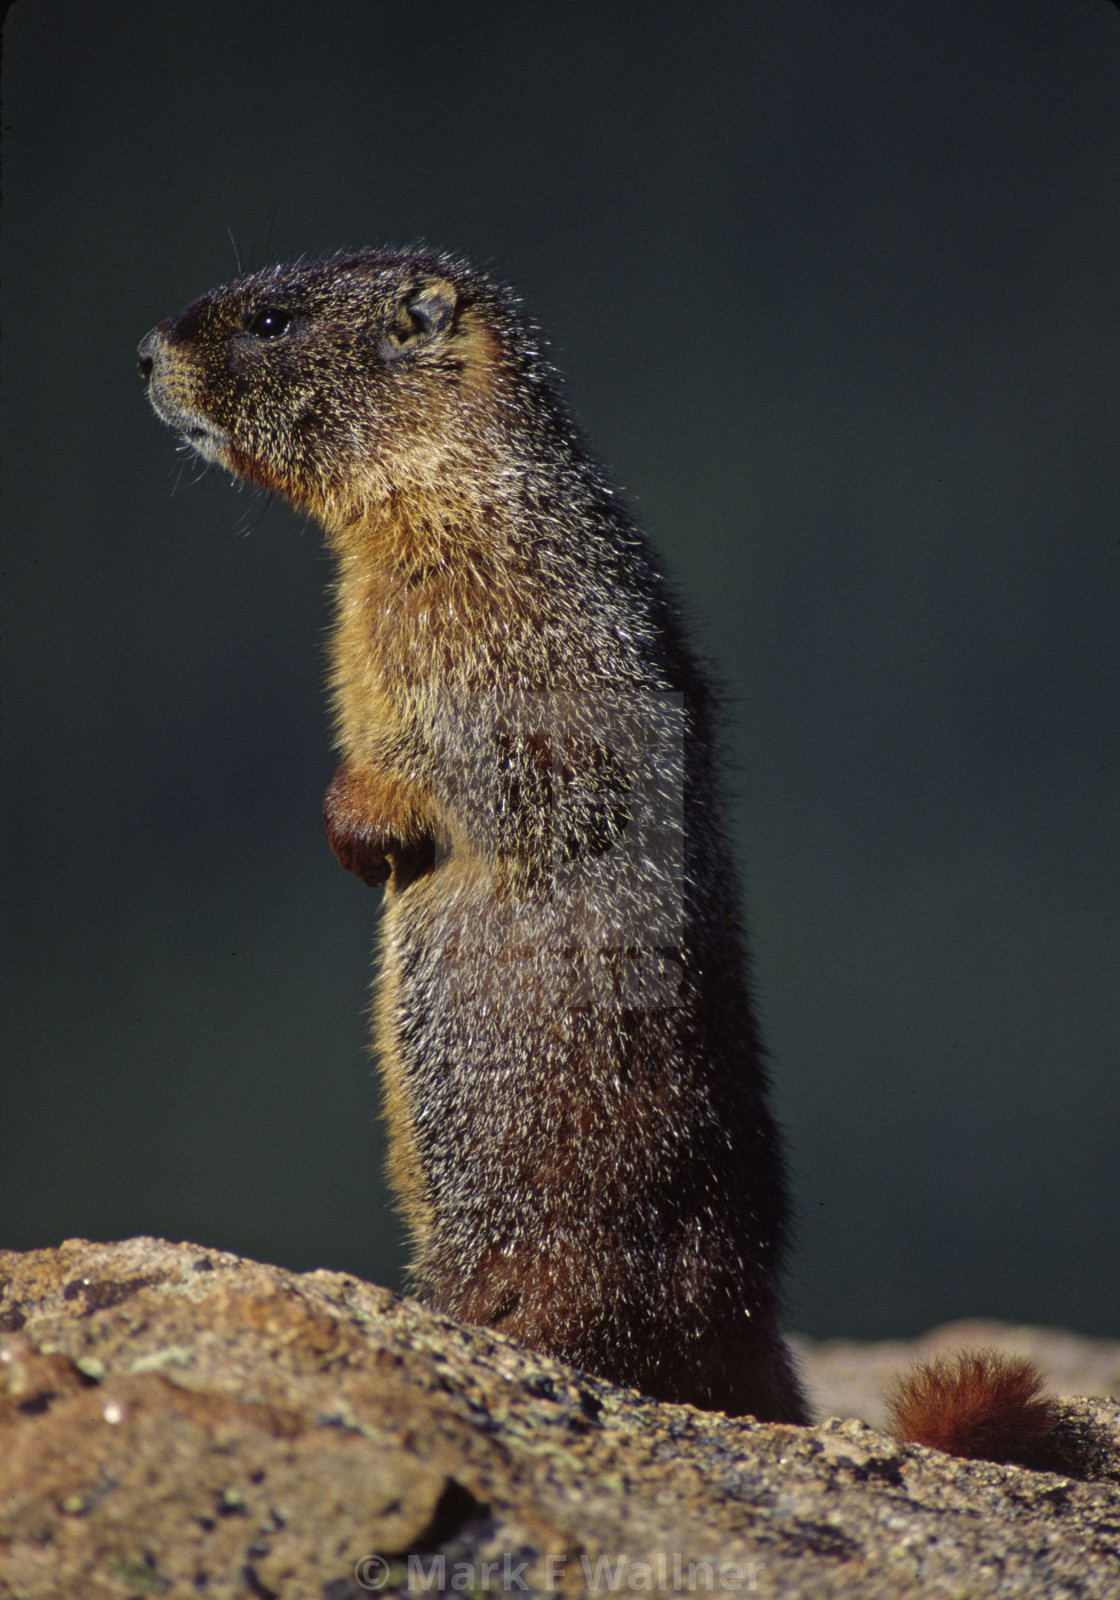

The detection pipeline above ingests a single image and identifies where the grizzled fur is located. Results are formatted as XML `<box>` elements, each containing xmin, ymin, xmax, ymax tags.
<box><xmin>139</xmin><ymin>248</ymin><xmax>809</xmax><ymax>1423</ymax></box>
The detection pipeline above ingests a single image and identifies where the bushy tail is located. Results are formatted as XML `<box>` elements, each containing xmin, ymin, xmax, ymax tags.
<box><xmin>887</xmin><ymin>1349</ymin><xmax>1059</xmax><ymax>1469</ymax></box>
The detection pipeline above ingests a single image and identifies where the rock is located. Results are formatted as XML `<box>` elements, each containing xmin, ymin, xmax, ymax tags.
<box><xmin>1</xmin><ymin>1238</ymin><xmax>1117</xmax><ymax>1598</ymax></box>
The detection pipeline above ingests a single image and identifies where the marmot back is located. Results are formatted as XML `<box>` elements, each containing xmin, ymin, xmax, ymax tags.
<box><xmin>139</xmin><ymin>247</ymin><xmax>809</xmax><ymax>1424</ymax></box>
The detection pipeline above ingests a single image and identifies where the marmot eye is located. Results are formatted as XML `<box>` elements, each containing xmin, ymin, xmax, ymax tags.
<box><xmin>246</xmin><ymin>307</ymin><xmax>292</xmax><ymax>340</ymax></box>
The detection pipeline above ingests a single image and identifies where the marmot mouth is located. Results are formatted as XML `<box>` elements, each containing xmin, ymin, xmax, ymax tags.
<box><xmin>178</xmin><ymin>418</ymin><xmax>231</xmax><ymax>465</ymax></box>
<box><xmin>146</xmin><ymin>383</ymin><xmax>226</xmax><ymax>447</ymax></box>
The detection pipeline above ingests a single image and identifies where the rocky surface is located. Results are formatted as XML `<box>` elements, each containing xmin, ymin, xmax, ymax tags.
<box><xmin>1</xmin><ymin>1238</ymin><xmax>1118</xmax><ymax>1599</ymax></box>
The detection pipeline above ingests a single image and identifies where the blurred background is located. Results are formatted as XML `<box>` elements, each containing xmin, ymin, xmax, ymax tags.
<box><xmin>2</xmin><ymin>0</ymin><xmax>1117</xmax><ymax>1339</ymax></box>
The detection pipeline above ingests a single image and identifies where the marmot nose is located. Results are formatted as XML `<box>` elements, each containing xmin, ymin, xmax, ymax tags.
<box><xmin>137</xmin><ymin>329</ymin><xmax>161</xmax><ymax>382</ymax></box>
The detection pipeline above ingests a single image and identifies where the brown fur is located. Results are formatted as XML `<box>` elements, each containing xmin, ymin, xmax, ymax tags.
<box><xmin>138</xmin><ymin>254</ymin><xmax>1072</xmax><ymax>1461</ymax></box>
<box><xmin>139</xmin><ymin>247</ymin><xmax>808</xmax><ymax>1423</ymax></box>
<box><xmin>888</xmin><ymin>1350</ymin><xmax>1060</xmax><ymax>1468</ymax></box>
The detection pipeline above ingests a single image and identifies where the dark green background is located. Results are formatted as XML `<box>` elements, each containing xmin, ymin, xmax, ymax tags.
<box><xmin>2</xmin><ymin>0</ymin><xmax>1118</xmax><ymax>1338</ymax></box>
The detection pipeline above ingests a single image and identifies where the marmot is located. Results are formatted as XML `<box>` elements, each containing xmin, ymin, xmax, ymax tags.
<box><xmin>138</xmin><ymin>248</ymin><xmax>1061</xmax><ymax>1460</ymax></box>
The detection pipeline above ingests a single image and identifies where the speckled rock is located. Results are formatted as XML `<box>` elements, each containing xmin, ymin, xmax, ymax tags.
<box><xmin>1</xmin><ymin>1238</ymin><xmax>1117</xmax><ymax>1599</ymax></box>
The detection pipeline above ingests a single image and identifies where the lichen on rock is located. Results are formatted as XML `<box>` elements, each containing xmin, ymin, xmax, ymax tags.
<box><xmin>1</xmin><ymin>1238</ymin><xmax>1118</xmax><ymax>1598</ymax></box>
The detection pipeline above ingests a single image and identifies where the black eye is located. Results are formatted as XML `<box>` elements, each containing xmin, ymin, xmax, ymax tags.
<box><xmin>245</xmin><ymin>307</ymin><xmax>292</xmax><ymax>339</ymax></box>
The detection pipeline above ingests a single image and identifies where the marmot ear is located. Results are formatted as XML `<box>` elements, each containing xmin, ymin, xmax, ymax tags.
<box><xmin>385</xmin><ymin>277</ymin><xmax>458</xmax><ymax>355</ymax></box>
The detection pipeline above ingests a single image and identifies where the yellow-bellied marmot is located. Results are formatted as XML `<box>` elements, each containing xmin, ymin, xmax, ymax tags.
<box><xmin>142</xmin><ymin>250</ymin><xmax>1064</xmax><ymax>1455</ymax></box>
<box><xmin>139</xmin><ymin>247</ymin><xmax>807</xmax><ymax>1422</ymax></box>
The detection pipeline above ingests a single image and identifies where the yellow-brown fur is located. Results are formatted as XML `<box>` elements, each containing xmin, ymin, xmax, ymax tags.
<box><xmin>139</xmin><ymin>252</ymin><xmax>1083</xmax><ymax>1464</ymax></box>
<box><xmin>138</xmin><ymin>248</ymin><xmax>808</xmax><ymax>1423</ymax></box>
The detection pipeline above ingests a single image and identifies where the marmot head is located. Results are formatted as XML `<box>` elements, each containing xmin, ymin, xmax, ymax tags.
<box><xmin>138</xmin><ymin>249</ymin><xmax>540</xmax><ymax>529</ymax></box>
